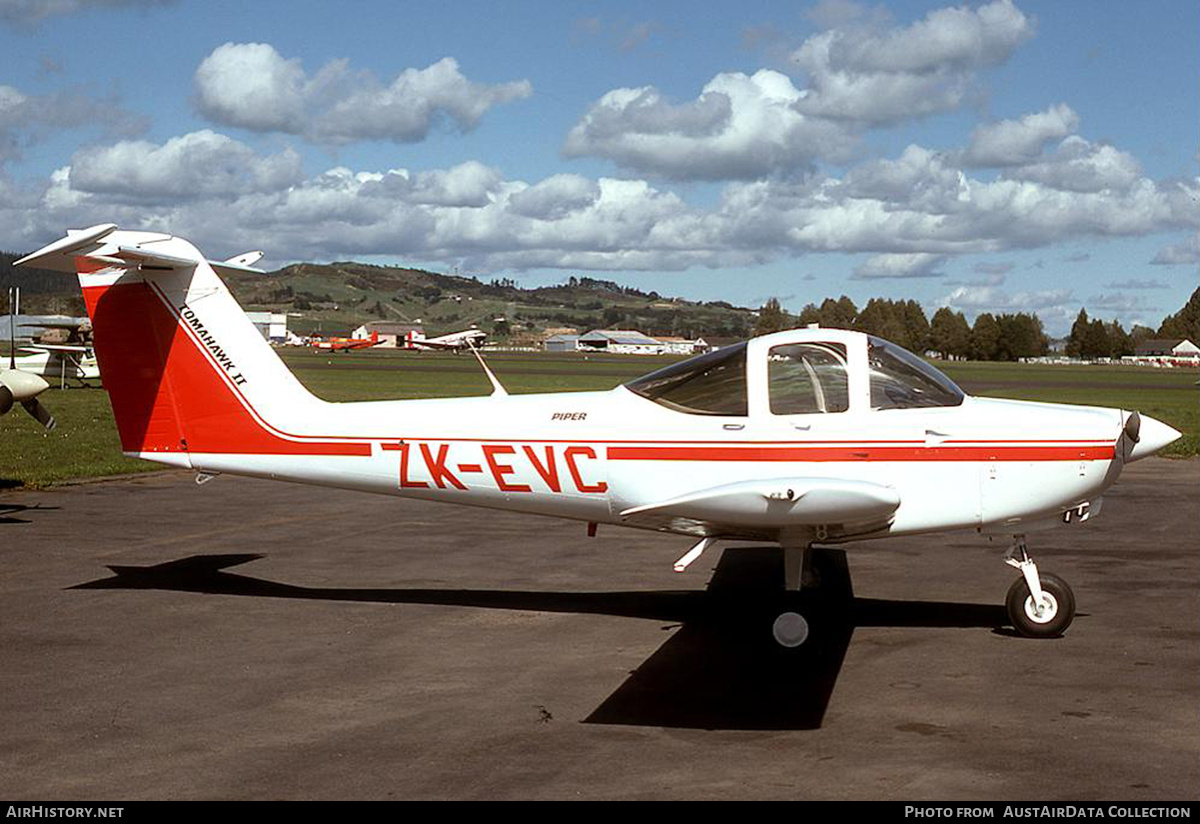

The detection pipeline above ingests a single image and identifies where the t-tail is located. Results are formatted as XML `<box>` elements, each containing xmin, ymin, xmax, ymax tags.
<box><xmin>14</xmin><ymin>224</ymin><xmax>366</xmax><ymax>471</ymax></box>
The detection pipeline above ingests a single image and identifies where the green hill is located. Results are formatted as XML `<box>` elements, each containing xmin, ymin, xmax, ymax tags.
<box><xmin>213</xmin><ymin>263</ymin><xmax>756</xmax><ymax>341</ymax></box>
<box><xmin>2</xmin><ymin>251</ymin><xmax>756</xmax><ymax>342</ymax></box>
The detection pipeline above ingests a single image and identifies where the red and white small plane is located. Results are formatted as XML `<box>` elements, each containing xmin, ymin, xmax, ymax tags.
<box><xmin>311</xmin><ymin>330</ymin><xmax>380</xmax><ymax>352</ymax></box>
<box><xmin>17</xmin><ymin>225</ymin><xmax>1181</xmax><ymax>645</ymax></box>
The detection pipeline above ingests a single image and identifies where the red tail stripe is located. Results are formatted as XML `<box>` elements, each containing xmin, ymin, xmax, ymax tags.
<box><xmin>82</xmin><ymin>280</ymin><xmax>368</xmax><ymax>457</ymax></box>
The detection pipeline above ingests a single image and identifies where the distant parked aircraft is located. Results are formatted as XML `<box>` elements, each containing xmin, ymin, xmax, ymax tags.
<box><xmin>311</xmin><ymin>330</ymin><xmax>380</xmax><ymax>352</ymax></box>
<box><xmin>405</xmin><ymin>328</ymin><xmax>488</xmax><ymax>352</ymax></box>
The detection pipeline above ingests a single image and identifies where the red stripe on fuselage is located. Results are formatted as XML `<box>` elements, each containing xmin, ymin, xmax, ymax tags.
<box><xmin>607</xmin><ymin>444</ymin><xmax>1115</xmax><ymax>462</ymax></box>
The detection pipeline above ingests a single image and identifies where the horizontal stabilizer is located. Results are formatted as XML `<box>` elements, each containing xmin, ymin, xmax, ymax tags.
<box><xmin>15</xmin><ymin>225</ymin><xmax>264</xmax><ymax>276</ymax></box>
<box><xmin>620</xmin><ymin>477</ymin><xmax>900</xmax><ymax>531</ymax></box>
<box><xmin>222</xmin><ymin>251</ymin><xmax>265</xmax><ymax>269</ymax></box>
<box><xmin>14</xmin><ymin>223</ymin><xmax>118</xmax><ymax>272</ymax></box>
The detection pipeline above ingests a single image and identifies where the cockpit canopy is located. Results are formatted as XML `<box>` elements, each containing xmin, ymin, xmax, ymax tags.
<box><xmin>625</xmin><ymin>329</ymin><xmax>964</xmax><ymax>417</ymax></box>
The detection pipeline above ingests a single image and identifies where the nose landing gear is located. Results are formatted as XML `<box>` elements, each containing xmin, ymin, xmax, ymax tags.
<box><xmin>1004</xmin><ymin>535</ymin><xmax>1076</xmax><ymax>638</ymax></box>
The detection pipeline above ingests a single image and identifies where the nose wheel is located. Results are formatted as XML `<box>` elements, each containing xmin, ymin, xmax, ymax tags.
<box><xmin>1004</xmin><ymin>536</ymin><xmax>1076</xmax><ymax>638</ymax></box>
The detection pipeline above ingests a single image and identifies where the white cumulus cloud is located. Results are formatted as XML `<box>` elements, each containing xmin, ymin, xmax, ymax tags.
<box><xmin>567</xmin><ymin>0</ymin><xmax>1036</xmax><ymax>180</ymax></box>
<box><xmin>790</xmin><ymin>0</ymin><xmax>1033</xmax><ymax>125</ymax></box>
<box><xmin>963</xmin><ymin>104</ymin><xmax>1079</xmax><ymax>167</ymax></box>
<box><xmin>194</xmin><ymin>43</ymin><xmax>532</xmax><ymax>145</ymax></box>
<box><xmin>853</xmin><ymin>252</ymin><xmax>947</xmax><ymax>279</ymax></box>
<box><xmin>563</xmin><ymin>69</ymin><xmax>853</xmax><ymax>180</ymax></box>
<box><xmin>67</xmin><ymin>130</ymin><xmax>303</xmax><ymax>201</ymax></box>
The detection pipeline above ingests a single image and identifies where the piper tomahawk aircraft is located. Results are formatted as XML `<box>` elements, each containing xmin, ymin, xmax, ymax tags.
<box><xmin>17</xmin><ymin>224</ymin><xmax>1181</xmax><ymax>645</ymax></box>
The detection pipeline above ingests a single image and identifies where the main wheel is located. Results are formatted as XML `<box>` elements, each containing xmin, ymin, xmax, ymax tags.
<box><xmin>1006</xmin><ymin>572</ymin><xmax>1075</xmax><ymax>638</ymax></box>
<box><xmin>772</xmin><ymin>611</ymin><xmax>810</xmax><ymax>648</ymax></box>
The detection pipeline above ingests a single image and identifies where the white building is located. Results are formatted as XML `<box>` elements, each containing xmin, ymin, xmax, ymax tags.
<box><xmin>578</xmin><ymin>329</ymin><xmax>664</xmax><ymax>354</ymax></box>
<box><xmin>1123</xmin><ymin>338</ymin><xmax>1200</xmax><ymax>367</ymax></box>
<box><xmin>244</xmin><ymin>312</ymin><xmax>289</xmax><ymax>343</ymax></box>
<box><xmin>351</xmin><ymin>321</ymin><xmax>424</xmax><ymax>348</ymax></box>
<box><xmin>544</xmin><ymin>334</ymin><xmax>581</xmax><ymax>352</ymax></box>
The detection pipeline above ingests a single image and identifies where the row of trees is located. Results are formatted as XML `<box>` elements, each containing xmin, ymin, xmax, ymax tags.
<box><xmin>754</xmin><ymin>296</ymin><xmax>1049</xmax><ymax>361</ymax></box>
<box><xmin>757</xmin><ymin>287</ymin><xmax>1200</xmax><ymax>362</ymax></box>
<box><xmin>1065</xmin><ymin>287</ymin><xmax>1200</xmax><ymax>359</ymax></box>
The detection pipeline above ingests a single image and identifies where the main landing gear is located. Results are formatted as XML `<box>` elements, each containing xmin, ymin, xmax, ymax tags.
<box><xmin>1004</xmin><ymin>535</ymin><xmax>1076</xmax><ymax>638</ymax></box>
<box><xmin>771</xmin><ymin>544</ymin><xmax>837</xmax><ymax>648</ymax></box>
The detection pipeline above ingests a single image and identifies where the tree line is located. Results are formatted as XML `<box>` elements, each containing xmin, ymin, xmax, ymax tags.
<box><xmin>754</xmin><ymin>296</ymin><xmax>1047</xmax><ymax>361</ymax></box>
<box><xmin>1065</xmin><ymin>287</ymin><xmax>1200</xmax><ymax>359</ymax></box>
<box><xmin>756</xmin><ymin>286</ymin><xmax>1199</xmax><ymax>362</ymax></box>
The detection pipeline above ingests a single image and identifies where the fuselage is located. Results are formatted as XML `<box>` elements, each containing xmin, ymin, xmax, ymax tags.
<box><xmin>176</xmin><ymin>377</ymin><xmax>1130</xmax><ymax>542</ymax></box>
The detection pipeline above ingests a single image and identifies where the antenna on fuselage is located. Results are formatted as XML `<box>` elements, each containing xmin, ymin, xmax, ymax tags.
<box><xmin>466</xmin><ymin>339</ymin><xmax>508</xmax><ymax>397</ymax></box>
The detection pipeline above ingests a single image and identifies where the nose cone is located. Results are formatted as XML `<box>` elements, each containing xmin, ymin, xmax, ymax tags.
<box><xmin>1127</xmin><ymin>414</ymin><xmax>1182</xmax><ymax>462</ymax></box>
<box><xmin>1</xmin><ymin>369</ymin><xmax>50</xmax><ymax>400</ymax></box>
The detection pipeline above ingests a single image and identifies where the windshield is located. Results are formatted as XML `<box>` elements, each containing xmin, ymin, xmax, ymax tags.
<box><xmin>868</xmin><ymin>336</ymin><xmax>964</xmax><ymax>409</ymax></box>
<box><xmin>625</xmin><ymin>342</ymin><xmax>748</xmax><ymax>416</ymax></box>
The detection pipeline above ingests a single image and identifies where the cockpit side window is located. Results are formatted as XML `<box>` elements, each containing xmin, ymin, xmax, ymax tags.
<box><xmin>868</xmin><ymin>336</ymin><xmax>965</xmax><ymax>409</ymax></box>
<box><xmin>625</xmin><ymin>342</ymin><xmax>747</xmax><ymax>416</ymax></box>
<box><xmin>769</xmin><ymin>342</ymin><xmax>849</xmax><ymax>415</ymax></box>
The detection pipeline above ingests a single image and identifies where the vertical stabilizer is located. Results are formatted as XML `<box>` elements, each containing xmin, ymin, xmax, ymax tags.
<box><xmin>17</xmin><ymin>227</ymin><xmax>339</xmax><ymax>463</ymax></box>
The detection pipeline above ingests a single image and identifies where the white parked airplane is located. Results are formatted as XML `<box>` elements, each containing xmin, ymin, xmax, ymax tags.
<box><xmin>405</xmin><ymin>327</ymin><xmax>488</xmax><ymax>351</ymax></box>
<box><xmin>10</xmin><ymin>345</ymin><xmax>100</xmax><ymax>386</ymax></box>
<box><xmin>17</xmin><ymin>225</ymin><xmax>1181</xmax><ymax>644</ymax></box>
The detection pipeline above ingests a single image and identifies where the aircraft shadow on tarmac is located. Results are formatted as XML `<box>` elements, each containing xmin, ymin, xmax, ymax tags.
<box><xmin>72</xmin><ymin>547</ymin><xmax>1007</xmax><ymax>731</ymax></box>
<box><xmin>0</xmin><ymin>502</ymin><xmax>58</xmax><ymax>524</ymax></box>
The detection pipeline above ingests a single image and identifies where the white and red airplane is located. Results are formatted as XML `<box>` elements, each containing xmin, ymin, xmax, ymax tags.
<box><xmin>17</xmin><ymin>225</ymin><xmax>1181</xmax><ymax>645</ymax></box>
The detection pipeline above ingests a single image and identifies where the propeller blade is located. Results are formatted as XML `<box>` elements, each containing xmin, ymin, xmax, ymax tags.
<box><xmin>0</xmin><ymin>384</ymin><xmax>11</xmax><ymax>415</ymax></box>
<box><xmin>20</xmin><ymin>398</ymin><xmax>56</xmax><ymax>430</ymax></box>
<box><xmin>1123</xmin><ymin>410</ymin><xmax>1141</xmax><ymax>444</ymax></box>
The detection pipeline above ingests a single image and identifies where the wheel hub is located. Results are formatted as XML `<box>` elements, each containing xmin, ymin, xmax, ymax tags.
<box><xmin>772</xmin><ymin>612</ymin><xmax>809</xmax><ymax>647</ymax></box>
<box><xmin>1024</xmin><ymin>592</ymin><xmax>1059</xmax><ymax>624</ymax></box>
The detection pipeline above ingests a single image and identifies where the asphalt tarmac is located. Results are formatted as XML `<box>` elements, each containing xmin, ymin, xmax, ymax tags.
<box><xmin>1</xmin><ymin>458</ymin><xmax>1196</xmax><ymax>800</ymax></box>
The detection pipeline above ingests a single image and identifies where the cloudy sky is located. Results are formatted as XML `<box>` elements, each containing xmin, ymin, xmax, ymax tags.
<box><xmin>0</xmin><ymin>0</ymin><xmax>1195</xmax><ymax>334</ymax></box>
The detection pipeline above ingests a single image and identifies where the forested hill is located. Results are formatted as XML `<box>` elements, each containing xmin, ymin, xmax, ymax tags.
<box><xmin>3</xmin><ymin>249</ymin><xmax>1196</xmax><ymax>356</ymax></box>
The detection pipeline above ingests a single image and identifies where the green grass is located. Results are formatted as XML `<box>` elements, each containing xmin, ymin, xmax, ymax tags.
<box><xmin>0</xmin><ymin>387</ymin><xmax>157</xmax><ymax>488</ymax></box>
<box><xmin>1</xmin><ymin>352</ymin><xmax>1195</xmax><ymax>488</ymax></box>
<box><xmin>939</xmin><ymin>361</ymin><xmax>1198</xmax><ymax>458</ymax></box>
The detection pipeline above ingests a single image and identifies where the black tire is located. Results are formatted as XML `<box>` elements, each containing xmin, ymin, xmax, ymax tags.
<box><xmin>1006</xmin><ymin>572</ymin><xmax>1075</xmax><ymax>638</ymax></box>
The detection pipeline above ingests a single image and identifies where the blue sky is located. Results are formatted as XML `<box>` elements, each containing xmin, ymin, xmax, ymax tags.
<box><xmin>0</xmin><ymin>0</ymin><xmax>1195</xmax><ymax>335</ymax></box>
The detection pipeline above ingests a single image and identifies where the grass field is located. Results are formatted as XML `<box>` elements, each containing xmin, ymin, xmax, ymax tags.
<box><xmin>1</xmin><ymin>348</ymin><xmax>1195</xmax><ymax>488</ymax></box>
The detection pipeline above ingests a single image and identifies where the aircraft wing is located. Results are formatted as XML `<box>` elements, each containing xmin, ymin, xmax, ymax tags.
<box><xmin>20</xmin><ymin>344</ymin><xmax>91</xmax><ymax>354</ymax></box>
<box><xmin>618</xmin><ymin>477</ymin><xmax>900</xmax><ymax>540</ymax></box>
<box><xmin>411</xmin><ymin>338</ymin><xmax>472</xmax><ymax>350</ymax></box>
<box><xmin>24</xmin><ymin>320</ymin><xmax>91</xmax><ymax>331</ymax></box>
